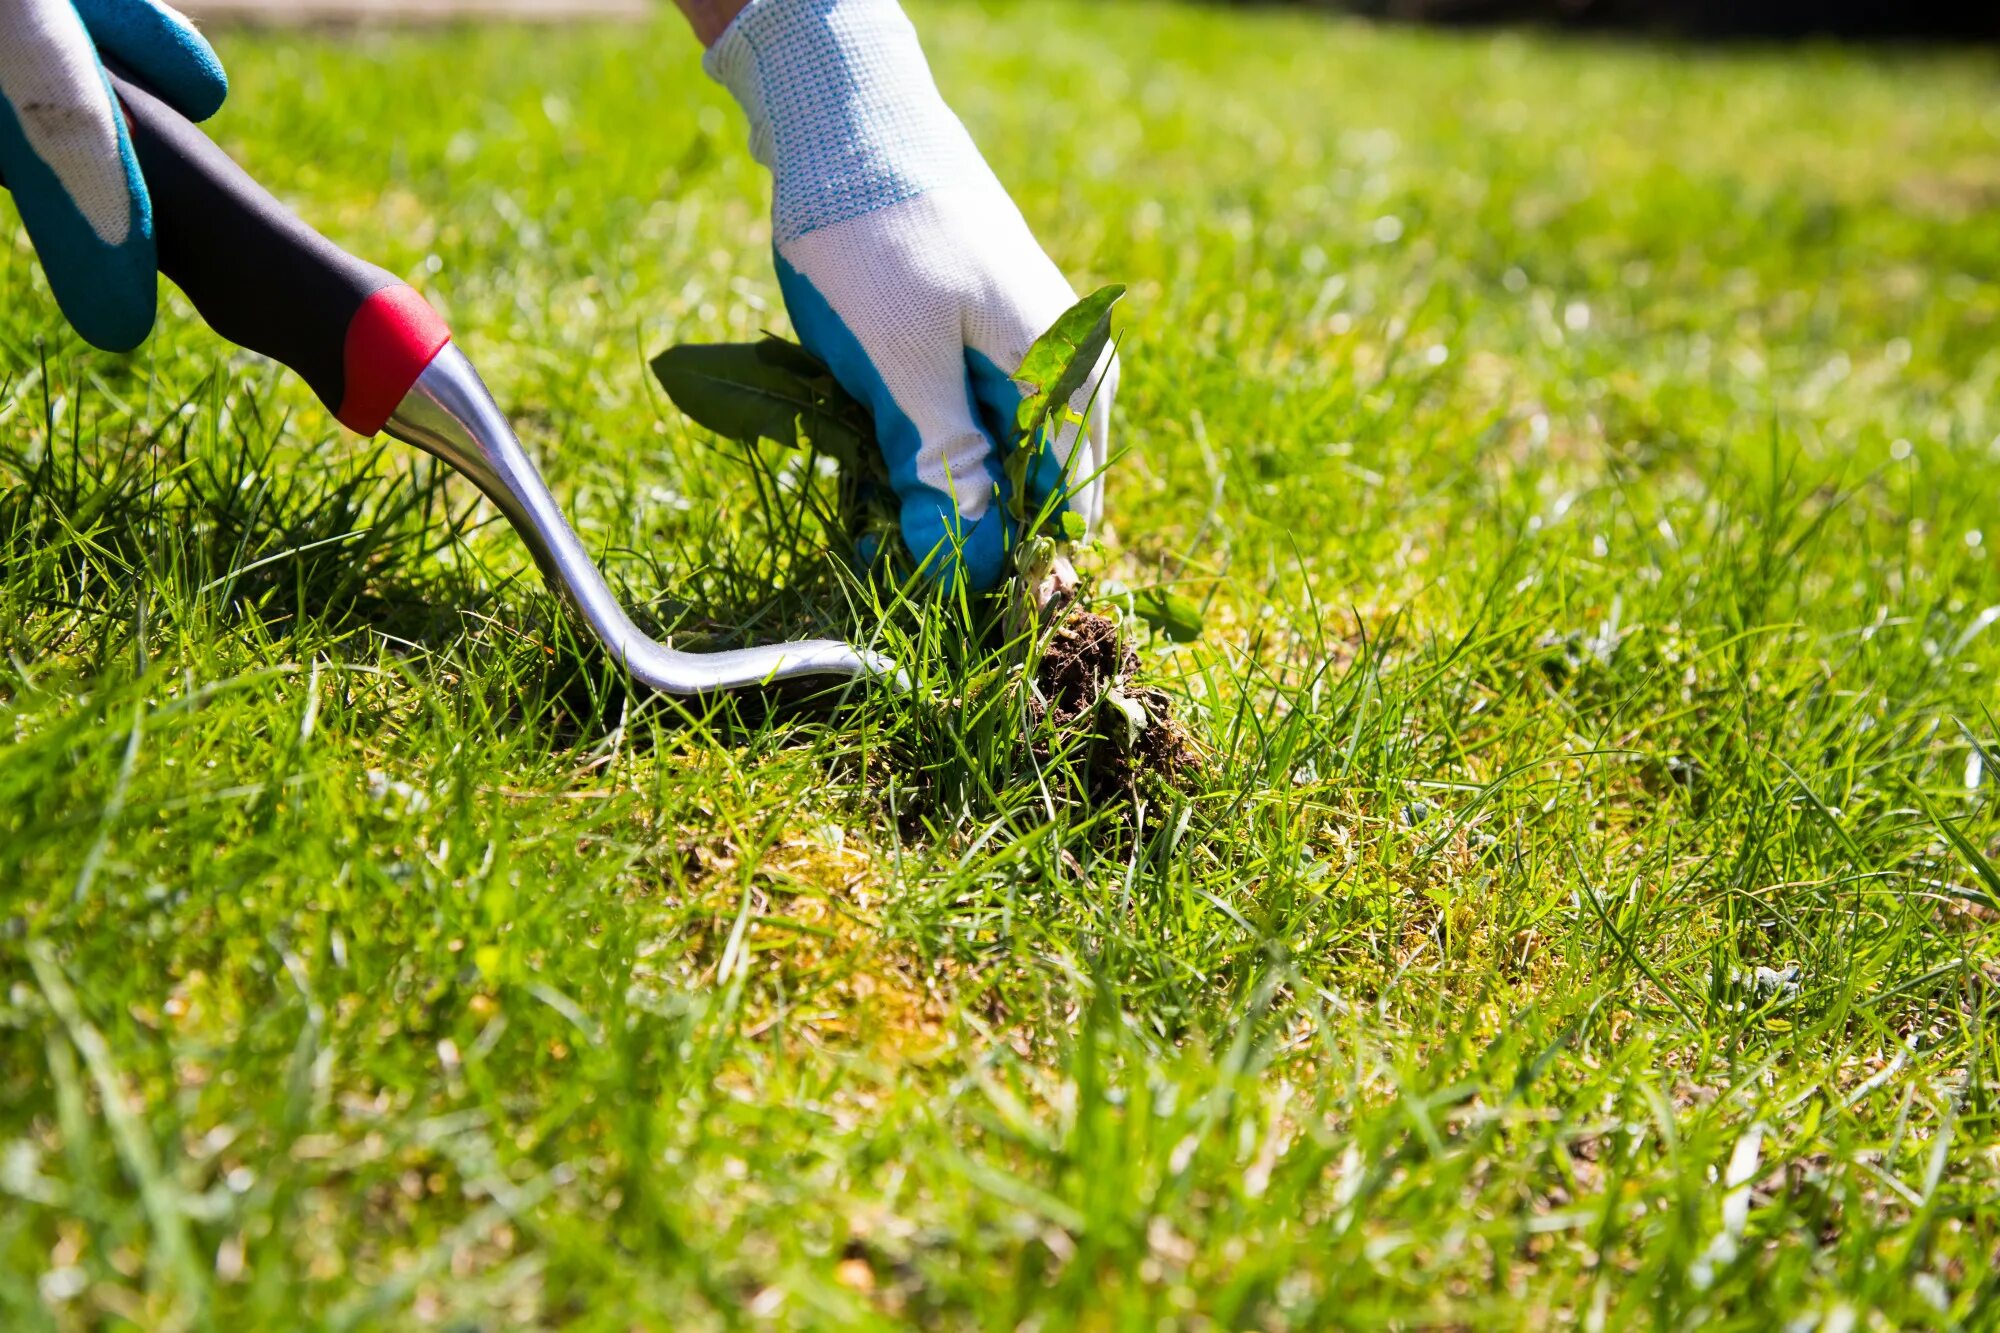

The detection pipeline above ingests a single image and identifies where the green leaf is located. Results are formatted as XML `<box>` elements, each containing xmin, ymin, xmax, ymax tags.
<box><xmin>1131</xmin><ymin>587</ymin><xmax>1204</xmax><ymax>643</ymax></box>
<box><xmin>1058</xmin><ymin>511</ymin><xmax>1089</xmax><ymax>542</ymax></box>
<box><xmin>649</xmin><ymin>339</ymin><xmax>882</xmax><ymax>483</ymax></box>
<box><xmin>650</xmin><ymin>342</ymin><xmax>808</xmax><ymax>446</ymax></box>
<box><xmin>1013</xmin><ymin>534</ymin><xmax>1059</xmax><ymax>580</ymax></box>
<box><xmin>1013</xmin><ymin>284</ymin><xmax>1125</xmax><ymax>448</ymax></box>
<box><xmin>751</xmin><ymin>335</ymin><xmax>836</xmax><ymax>381</ymax></box>
<box><xmin>1003</xmin><ymin>446</ymin><xmax>1036</xmax><ymax>533</ymax></box>
<box><xmin>1102</xmin><ymin>687</ymin><xmax>1150</xmax><ymax>751</ymax></box>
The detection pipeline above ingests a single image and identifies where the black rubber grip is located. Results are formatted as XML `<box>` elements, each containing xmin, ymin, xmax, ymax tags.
<box><xmin>110</xmin><ymin>70</ymin><xmax>402</xmax><ymax>416</ymax></box>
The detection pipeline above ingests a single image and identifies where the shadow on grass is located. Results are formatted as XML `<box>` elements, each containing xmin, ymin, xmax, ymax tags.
<box><xmin>1</xmin><ymin>387</ymin><xmax>482</xmax><ymax>660</ymax></box>
<box><xmin>0</xmin><ymin>383</ymin><xmax>898</xmax><ymax>751</ymax></box>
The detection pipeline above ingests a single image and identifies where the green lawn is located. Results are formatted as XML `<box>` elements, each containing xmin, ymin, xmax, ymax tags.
<box><xmin>6</xmin><ymin>2</ymin><xmax>2000</xmax><ymax>1326</ymax></box>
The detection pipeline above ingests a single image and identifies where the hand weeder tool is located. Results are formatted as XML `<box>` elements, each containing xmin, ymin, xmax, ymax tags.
<box><xmin>98</xmin><ymin>71</ymin><xmax>900</xmax><ymax>696</ymax></box>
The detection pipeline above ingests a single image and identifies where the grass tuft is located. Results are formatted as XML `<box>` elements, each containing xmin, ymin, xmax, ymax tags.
<box><xmin>3</xmin><ymin>3</ymin><xmax>1999</xmax><ymax>1325</ymax></box>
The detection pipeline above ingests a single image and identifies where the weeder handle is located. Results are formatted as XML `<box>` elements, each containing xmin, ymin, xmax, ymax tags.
<box><xmin>88</xmin><ymin>70</ymin><xmax>904</xmax><ymax>698</ymax></box>
<box><xmin>110</xmin><ymin>70</ymin><xmax>450</xmax><ymax>437</ymax></box>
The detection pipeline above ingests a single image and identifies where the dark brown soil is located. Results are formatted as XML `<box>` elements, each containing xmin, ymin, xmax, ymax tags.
<box><xmin>1030</xmin><ymin>609</ymin><xmax>1198</xmax><ymax>805</ymax></box>
<box><xmin>1037</xmin><ymin>611</ymin><xmax>1134</xmax><ymax>725</ymax></box>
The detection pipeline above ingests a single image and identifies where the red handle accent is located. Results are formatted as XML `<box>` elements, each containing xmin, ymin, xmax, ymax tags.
<box><xmin>336</xmin><ymin>286</ymin><xmax>453</xmax><ymax>436</ymax></box>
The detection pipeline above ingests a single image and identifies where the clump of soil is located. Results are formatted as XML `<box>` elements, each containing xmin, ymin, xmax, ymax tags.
<box><xmin>1029</xmin><ymin>606</ymin><xmax>1198</xmax><ymax>805</ymax></box>
<box><xmin>1035</xmin><ymin>610</ymin><xmax>1131</xmax><ymax>725</ymax></box>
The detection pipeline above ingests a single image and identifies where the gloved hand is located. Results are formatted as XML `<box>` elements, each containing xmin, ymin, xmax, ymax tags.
<box><xmin>706</xmin><ymin>0</ymin><xmax>1117</xmax><ymax>592</ymax></box>
<box><xmin>0</xmin><ymin>0</ymin><xmax>227</xmax><ymax>351</ymax></box>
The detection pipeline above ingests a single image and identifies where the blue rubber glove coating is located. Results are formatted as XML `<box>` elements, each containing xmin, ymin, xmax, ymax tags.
<box><xmin>0</xmin><ymin>0</ymin><xmax>226</xmax><ymax>350</ymax></box>
<box><xmin>777</xmin><ymin>252</ymin><xmax>1017</xmax><ymax>591</ymax></box>
<box><xmin>707</xmin><ymin>0</ymin><xmax>1116</xmax><ymax>594</ymax></box>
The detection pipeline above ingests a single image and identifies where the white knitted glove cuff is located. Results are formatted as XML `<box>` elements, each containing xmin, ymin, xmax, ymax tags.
<box><xmin>703</xmin><ymin>0</ymin><xmax>991</xmax><ymax>244</ymax></box>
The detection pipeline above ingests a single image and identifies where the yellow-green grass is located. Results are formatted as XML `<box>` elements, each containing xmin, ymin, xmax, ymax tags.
<box><xmin>4</xmin><ymin>3</ymin><xmax>1999</xmax><ymax>1326</ymax></box>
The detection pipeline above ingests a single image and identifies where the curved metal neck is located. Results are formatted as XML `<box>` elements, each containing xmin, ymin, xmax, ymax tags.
<box><xmin>384</xmin><ymin>345</ymin><xmax>899</xmax><ymax>696</ymax></box>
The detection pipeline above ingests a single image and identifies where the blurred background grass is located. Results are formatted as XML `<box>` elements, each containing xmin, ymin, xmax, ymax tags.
<box><xmin>4</xmin><ymin>1</ymin><xmax>2000</xmax><ymax>1326</ymax></box>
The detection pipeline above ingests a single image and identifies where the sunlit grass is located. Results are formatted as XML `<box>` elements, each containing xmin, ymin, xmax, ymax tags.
<box><xmin>3</xmin><ymin>3</ymin><xmax>1999</xmax><ymax>1326</ymax></box>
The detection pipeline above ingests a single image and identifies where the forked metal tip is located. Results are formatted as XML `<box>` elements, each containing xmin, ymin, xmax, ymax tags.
<box><xmin>385</xmin><ymin>343</ymin><xmax>903</xmax><ymax>697</ymax></box>
<box><xmin>615</xmin><ymin>635</ymin><xmax>911</xmax><ymax>697</ymax></box>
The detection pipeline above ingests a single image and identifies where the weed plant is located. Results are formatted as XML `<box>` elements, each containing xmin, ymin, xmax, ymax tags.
<box><xmin>3</xmin><ymin>3</ymin><xmax>1999</xmax><ymax>1326</ymax></box>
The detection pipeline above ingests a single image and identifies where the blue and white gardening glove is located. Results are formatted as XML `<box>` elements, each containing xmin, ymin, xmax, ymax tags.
<box><xmin>0</xmin><ymin>0</ymin><xmax>227</xmax><ymax>350</ymax></box>
<box><xmin>706</xmin><ymin>0</ymin><xmax>1117</xmax><ymax>593</ymax></box>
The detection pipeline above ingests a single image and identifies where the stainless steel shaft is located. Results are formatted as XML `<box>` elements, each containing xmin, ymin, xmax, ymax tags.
<box><xmin>386</xmin><ymin>345</ymin><xmax>901</xmax><ymax>695</ymax></box>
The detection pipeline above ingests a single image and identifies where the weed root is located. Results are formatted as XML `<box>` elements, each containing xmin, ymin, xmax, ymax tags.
<box><xmin>1030</xmin><ymin>607</ymin><xmax>1198</xmax><ymax>807</ymax></box>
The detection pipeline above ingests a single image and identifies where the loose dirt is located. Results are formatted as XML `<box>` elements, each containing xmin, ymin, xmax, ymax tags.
<box><xmin>1030</xmin><ymin>607</ymin><xmax>1198</xmax><ymax>806</ymax></box>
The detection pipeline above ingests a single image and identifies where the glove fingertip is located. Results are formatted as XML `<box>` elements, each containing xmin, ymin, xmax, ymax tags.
<box><xmin>134</xmin><ymin>46</ymin><xmax>227</xmax><ymax>124</ymax></box>
<box><xmin>902</xmin><ymin>502</ymin><xmax>1011</xmax><ymax>595</ymax></box>
<box><xmin>47</xmin><ymin>226</ymin><xmax>157</xmax><ymax>350</ymax></box>
<box><xmin>956</xmin><ymin>514</ymin><xmax>1011</xmax><ymax>593</ymax></box>
<box><xmin>0</xmin><ymin>120</ymin><xmax>158</xmax><ymax>350</ymax></box>
<box><xmin>68</xmin><ymin>280</ymin><xmax>157</xmax><ymax>353</ymax></box>
<box><xmin>175</xmin><ymin>56</ymin><xmax>228</xmax><ymax>123</ymax></box>
<box><xmin>56</xmin><ymin>211</ymin><xmax>159</xmax><ymax>352</ymax></box>
<box><xmin>77</xmin><ymin>0</ymin><xmax>229</xmax><ymax>121</ymax></box>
